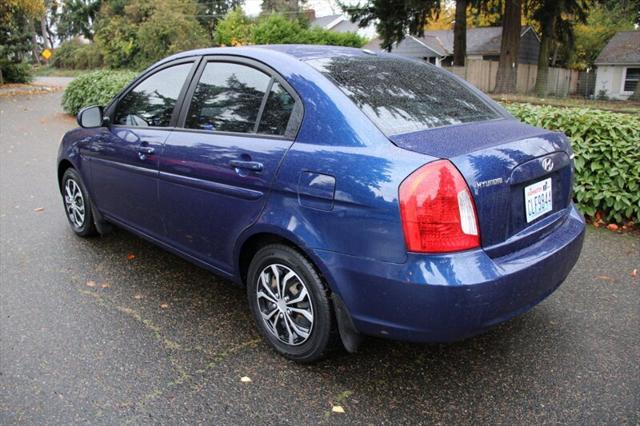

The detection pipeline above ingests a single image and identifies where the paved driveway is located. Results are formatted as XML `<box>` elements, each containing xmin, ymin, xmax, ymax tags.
<box><xmin>1</xmin><ymin>90</ymin><xmax>639</xmax><ymax>424</ymax></box>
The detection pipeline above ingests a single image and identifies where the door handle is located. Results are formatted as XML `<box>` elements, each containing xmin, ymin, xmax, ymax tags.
<box><xmin>137</xmin><ymin>146</ymin><xmax>155</xmax><ymax>155</ymax></box>
<box><xmin>229</xmin><ymin>160</ymin><xmax>263</xmax><ymax>172</ymax></box>
<box><xmin>137</xmin><ymin>144</ymin><xmax>155</xmax><ymax>160</ymax></box>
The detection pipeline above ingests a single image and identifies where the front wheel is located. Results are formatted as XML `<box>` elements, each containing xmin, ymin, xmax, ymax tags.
<box><xmin>61</xmin><ymin>168</ymin><xmax>97</xmax><ymax>237</ymax></box>
<box><xmin>247</xmin><ymin>244</ymin><xmax>336</xmax><ymax>362</ymax></box>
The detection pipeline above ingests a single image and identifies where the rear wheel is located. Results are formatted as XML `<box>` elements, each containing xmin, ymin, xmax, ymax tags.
<box><xmin>247</xmin><ymin>244</ymin><xmax>335</xmax><ymax>362</ymax></box>
<box><xmin>61</xmin><ymin>168</ymin><xmax>97</xmax><ymax>237</ymax></box>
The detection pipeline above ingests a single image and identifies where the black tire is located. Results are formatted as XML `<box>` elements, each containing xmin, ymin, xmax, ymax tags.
<box><xmin>61</xmin><ymin>168</ymin><xmax>98</xmax><ymax>237</ymax></box>
<box><xmin>247</xmin><ymin>244</ymin><xmax>336</xmax><ymax>362</ymax></box>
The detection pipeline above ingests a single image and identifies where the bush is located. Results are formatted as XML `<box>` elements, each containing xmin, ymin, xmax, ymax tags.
<box><xmin>0</xmin><ymin>60</ymin><xmax>32</xmax><ymax>83</ymax></box>
<box><xmin>506</xmin><ymin>103</ymin><xmax>640</xmax><ymax>224</ymax></box>
<box><xmin>51</xmin><ymin>39</ymin><xmax>103</xmax><ymax>69</ymax></box>
<box><xmin>62</xmin><ymin>69</ymin><xmax>137</xmax><ymax>115</ymax></box>
<box><xmin>213</xmin><ymin>7</ymin><xmax>254</xmax><ymax>46</ymax></box>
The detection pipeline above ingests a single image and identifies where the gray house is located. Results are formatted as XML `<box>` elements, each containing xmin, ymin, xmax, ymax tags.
<box><xmin>364</xmin><ymin>26</ymin><xmax>540</xmax><ymax>67</ymax></box>
<box><xmin>594</xmin><ymin>31</ymin><xmax>640</xmax><ymax>100</ymax></box>
<box><xmin>308</xmin><ymin>11</ymin><xmax>377</xmax><ymax>39</ymax></box>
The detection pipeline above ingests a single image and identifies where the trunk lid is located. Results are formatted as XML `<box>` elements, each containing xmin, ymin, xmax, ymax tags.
<box><xmin>389</xmin><ymin>118</ymin><xmax>574</xmax><ymax>256</ymax></box>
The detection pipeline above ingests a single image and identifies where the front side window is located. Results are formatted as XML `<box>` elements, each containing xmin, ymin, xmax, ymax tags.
<box><xmin>623</xmin><ymin>68</ymin><xmax>640</xmax><ymax>92</ymax></box>
<box><xmin>307</xmin><ymin>56</ymin><xmax>500</xmax><ymax>136</ymax></box>
<box><xmin>114</xmin><ymin>63</ymin><xmax>192</xmax><ymax>127</ymax></box>
<box><xmin>186</xmin><ymin>62</ymin><xmax>271</xmax><ymax>133</ymax></box>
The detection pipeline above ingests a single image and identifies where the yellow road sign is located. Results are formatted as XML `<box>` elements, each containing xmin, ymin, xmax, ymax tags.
<box><xmin>42</xmin><ymin>48</ymin><xmax>52</xmax><ymax>60</ymax></box>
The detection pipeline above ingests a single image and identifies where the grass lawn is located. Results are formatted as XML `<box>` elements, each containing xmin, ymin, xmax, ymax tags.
<box><xmin>493</xmin><ymin>93</ymin><xmax>640</xmax><ymax>114</ymax></box>
<box><xmin>32</xmin><ymin>66</ymin><xmax>103</xmax><ymax>78</ymax></box>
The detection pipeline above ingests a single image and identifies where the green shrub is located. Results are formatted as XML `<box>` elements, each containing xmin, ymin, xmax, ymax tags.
<box><xmin>0</xmin><ymin>60</ymin><xmax>32</xmax><ymax>83</ymax></box>
<box><xmin>213</xmin><ymin>7</ymin><xmax>254</xmax><ymax>46</ymax></box>
<box><xmin>51</xmin><ymin>39</ymin><xmax>103</xmax><ymax>69</ymax></box>
<box><xmin>505</xmin><ymin>103</ymin><xmax>640</xmax><ymax>223</ymax></box>
<box><xmin>62</xmin><ymin>70</ymin><xmax>136</xmax><ymax>115</ymax></box>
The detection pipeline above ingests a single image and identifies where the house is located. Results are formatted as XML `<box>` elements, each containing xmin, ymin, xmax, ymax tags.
<box><xmin>308</xmin><ymin>11</ymin><xmax>377</xmax><ymax>39</ymax></box>
<box><xmin>364</xmin><ymin>26</ymin><xmax>540</xmax><ymax>67</ymax></box>
<box><xmin>594</xmin><ymin>31</ymin><xmax>640</xmax><ymax>100</ymax></box>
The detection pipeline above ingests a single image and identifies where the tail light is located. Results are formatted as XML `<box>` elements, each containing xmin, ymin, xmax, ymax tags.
<box><xmin>399</xmin><ymin>160</ymin><xmax>480</xmax><ymax>253</ymax></box>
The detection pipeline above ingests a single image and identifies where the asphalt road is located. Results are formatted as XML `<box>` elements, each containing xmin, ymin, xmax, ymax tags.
<box><xmin>1</xmin><ymin>85</ymin><xmax>639</xmax><ymax>425</ymax></box>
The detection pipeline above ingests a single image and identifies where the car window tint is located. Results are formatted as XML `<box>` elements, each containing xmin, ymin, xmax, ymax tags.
<box><xmin>114</xmin><ymin>63</ymin><xmax>192</xmax><ymax>127</ymax></box>
<box><xmin>307</xmin><ymin>56</ymin><xmax>500</xmax><ymax>136</ymax></box>
<box><xmin>186</xmin><ymin>62</ymin><xmax>271</xmax><ymax>133</ymax></box>
<box><xmin>257</xmin><ymin>81</ymin><xmax>295</xmax><ymax>136</ymax></box>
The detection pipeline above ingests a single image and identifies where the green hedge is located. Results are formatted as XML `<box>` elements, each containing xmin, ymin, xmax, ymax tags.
<box><xmin>0</xmin><ymin>60</ymin><xmax>32</xmax><ymax>83</ymax></box>
<box><xmin>62</xmin><ymin>70</ymin><xmax>136</xmax><ymax>115</ymax></box>
<box><xmin>505</xmin><ymin>103</ymin><xmax>640</xmax><ymax>224</ymax></box>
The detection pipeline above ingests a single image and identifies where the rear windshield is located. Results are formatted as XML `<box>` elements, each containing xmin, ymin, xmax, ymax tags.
<box><xmin>307</xmin><ymin>55</ymin><xmax>501</xmax><ymax>136</ymax></box>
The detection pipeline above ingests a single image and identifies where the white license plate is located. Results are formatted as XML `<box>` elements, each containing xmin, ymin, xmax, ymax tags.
<box><xmin>525</xmin><ymin>178</ymin><xmax>553</xmax><ymax>223</ymax></box>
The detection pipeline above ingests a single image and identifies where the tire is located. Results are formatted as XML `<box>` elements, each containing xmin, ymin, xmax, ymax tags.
<box><xmin>247</xmin><ymin>244</ymin><xmax>336</xmax><ymax>362</ymax></box>
<box><xmin>61</xmin><ymin>168</ymin><xmax>98</xmax><ymax>237</ymax></box>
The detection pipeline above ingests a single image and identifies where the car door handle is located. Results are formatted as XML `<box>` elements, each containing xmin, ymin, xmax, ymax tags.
<box><xmin>229</xmin><ymin>160</ymin><xmax>263</xmax><ymax>172</ymax></box>
<box><xmin>137</xmin><ymin>146</ymin><xmax>155</xmax><ymax>155</ymax></box>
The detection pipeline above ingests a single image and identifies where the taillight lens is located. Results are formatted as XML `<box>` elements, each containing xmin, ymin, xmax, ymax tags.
<box><xmin>399</xmin><ymin>160</ymin><xmax>480</xmax><ymax>253</ymax></box>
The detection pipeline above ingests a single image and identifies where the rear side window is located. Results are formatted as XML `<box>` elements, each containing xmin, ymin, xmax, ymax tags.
<box><xmin>257</xmin><ymin>81</ymin><xmax>295</xmax><ymax>136</ymax></box>
<box><xmin>186</xmin><ymin>62</ymin><xmax>271</xmax><ymax>133</ymax></box>
<box><xmin>307</xmin><ymin>56</ymin><xmax>500</xmax><ymax>136</ymax></box>
<box><xmin>114</xmin><ymin>63</ymin><xmax>192</xmax><ymax>127</ymax></box>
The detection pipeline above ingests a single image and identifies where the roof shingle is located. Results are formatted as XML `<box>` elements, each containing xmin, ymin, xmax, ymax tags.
<box><xmin>594</xmin><ymin>31</ymin><xmax>640</xmax><ymax>65</ymax></box>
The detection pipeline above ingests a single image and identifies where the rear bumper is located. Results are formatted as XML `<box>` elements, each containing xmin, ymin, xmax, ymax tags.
<box><xmin>314</xmin><ymin>204</ymin><xmax>585</xmax><ymax>342</ymax></box>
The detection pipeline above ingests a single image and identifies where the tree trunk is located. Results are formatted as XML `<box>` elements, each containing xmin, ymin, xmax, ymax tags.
<box><xmin>534</xmin><ymin>19</ymin><xmax>553</xmax><ymax>97</ymax></box>
<box><xmin>40</xmin><ymin>15</ymin><xmax>51</xmax><ymax>49</ymax></box>
<box><xmin>30</xmin><ymin>18</ymin><xmax>41</xmax><ymax>65</ymax></box>
<box><xmin>494</xmin><ymin>0</ymin><xmax>521</xmax><ymax>94</ymax></box>
<box><xmin>453</xmin><ymin>0</ymin><xmax>467</xmax><ymax>67</ymax></box>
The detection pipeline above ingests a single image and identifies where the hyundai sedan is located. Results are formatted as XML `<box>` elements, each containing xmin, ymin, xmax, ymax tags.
<box><xmin>57</xmin><ymin>45</ymin><xmax>585</xmax><ymax>362</ymax></box>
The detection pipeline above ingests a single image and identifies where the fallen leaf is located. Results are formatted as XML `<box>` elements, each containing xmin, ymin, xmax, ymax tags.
<box><xmin>595</xmin><ymin>275</ymin><xmax>614</xmax><ymax>282</ymax></box>
<box><xmin>33</xmin><ymin>207</ymin><xmax>44</xmax><ymax>212</ymax></box>
<box><xmin>101</xmin><ymin>283</ymin><xmax>110</xmax><ymax>288</ymax></box>
<box><xmin>86</xmin><ymin>280</ymin><xmax>96</xmax><ymax>287</ymax></box>
<box><xmin>127</xmin><ymin>253</ymin><xmax>136</xmax><ymax>260</ymax></box>
<box><xmin>606</xmin><ymin>224</ymin><xmax>619</xmax><ymax>231</ymax></box>
<box><xmin>160</xmin><ymin>303</ymin><xmax>169</xmax><ymax>309</ymax></box>
<box><xmin>332</xmin><ymin>406</ymin><xmax>345</xmax><ymax>414</ymax></box>
<box><xmin>134</xmin><ymin>294</ymin><xmax>143</xmax><ymax>300</ymax></box>
<box><xmin>240</xmin><ymin>376</ymin><xmax>252</xmax><ymax>383</ymax></box>
<box><xmin>631</xmin><ymin>269</ymin><xmax>638</xmax><ymax>278</ymax></box>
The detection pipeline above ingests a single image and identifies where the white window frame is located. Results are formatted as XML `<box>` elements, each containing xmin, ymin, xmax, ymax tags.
<box><xmin>620</xmin><ymin>66</ymin><xmax>640</xmax><ymax>94</ymax></box>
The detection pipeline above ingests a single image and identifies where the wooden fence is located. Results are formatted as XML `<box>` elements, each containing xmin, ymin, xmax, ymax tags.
<box><xmin>444</xmin><ymin>60</ymin><xmax>580</xmax><ymax>96</ymax></box>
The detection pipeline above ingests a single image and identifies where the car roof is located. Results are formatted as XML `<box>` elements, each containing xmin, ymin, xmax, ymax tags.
<box><xmin>158</xmin><ymin>44</ymin><xmax>376</xmax><ymax>66</ymax></box>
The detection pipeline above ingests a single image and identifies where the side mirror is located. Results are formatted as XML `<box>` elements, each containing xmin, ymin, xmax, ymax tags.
<box><xmin>77</xmin><ymin>105</ymin><xmax>106</xmax><ymax>128</ymax></box>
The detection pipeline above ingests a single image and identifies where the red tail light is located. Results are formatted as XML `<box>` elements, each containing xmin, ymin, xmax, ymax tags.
<box><xmin>399</xmin><ymin>160</ymin><xmax>480</xmax><ymax>253</ymax></box>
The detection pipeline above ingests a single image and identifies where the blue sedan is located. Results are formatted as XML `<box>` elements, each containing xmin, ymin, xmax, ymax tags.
<box><xmin>57</xmin><ymin>45</ymin><xmax>585</xmax><ymax>362</ymax></box>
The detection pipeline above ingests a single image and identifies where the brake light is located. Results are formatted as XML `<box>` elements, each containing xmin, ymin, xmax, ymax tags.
<box><xmin>399</xmin><ymin>160</ymin><xmax>480</xmax><ymax>253</ymax></box>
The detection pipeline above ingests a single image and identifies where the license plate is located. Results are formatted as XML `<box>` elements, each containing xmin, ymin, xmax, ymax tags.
<box><xmin>525</xmin><ymin>178</ymin><xmax>552</xmax><ymax>223</ymax></box>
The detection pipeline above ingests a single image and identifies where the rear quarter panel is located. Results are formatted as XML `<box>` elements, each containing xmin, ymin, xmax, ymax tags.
<box><xmin>243</xmin><ymin>55</ymin><xmax>435</xmax><ymax>265</ymax></box>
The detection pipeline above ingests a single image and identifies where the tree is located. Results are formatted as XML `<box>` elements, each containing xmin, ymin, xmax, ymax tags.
<box><xmin>344</xmin><ymin>0</ymin><xmax>441</xmax><ymax>51</ymax></box>
<box><xmin>570</xmin><ymin>1</ymin><xmax>635</xmax><ymax>70</ymax></box>
<box><xmin>56</xmin><ymin>0</ymin><xmax>100</xmax><ymax>40</ymax></box>
<box><xmin>532</xmin><ymin>0</ymin><xmax>588</xmax><ymax>96</ymax></box>
<box><xmin>195</xmin><ymin>0</ymin><xmax>243</xmax><ymax>40</ymax></box>
<box><xmin>494</xmin><ymin>0</ymin><xmax>520</xmax><ymax>93</ymax></box>
<box><xmin>261</xmin><ymin>0</ymin><xmax>302</xmax><ymax>15</ymax></box>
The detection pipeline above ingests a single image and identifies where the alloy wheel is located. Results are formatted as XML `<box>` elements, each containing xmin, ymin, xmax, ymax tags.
<box><xmin>256</xmin><ymin>264</ymin><xmax>314</xmax><ymax>346</ymax></box>
<box><xmin>64</xmin><ymin>178</ymin><xmax>85</xmax><ymax>229</ymax></box>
